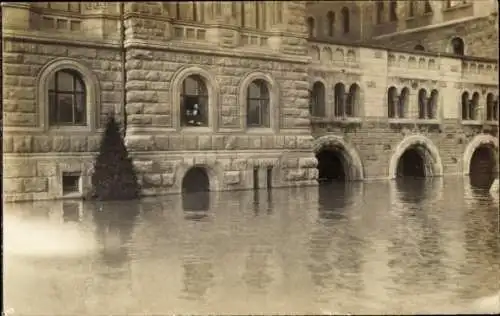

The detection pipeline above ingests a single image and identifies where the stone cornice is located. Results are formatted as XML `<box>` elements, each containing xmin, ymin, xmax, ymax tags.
<box><xmin>124</xmin><ymin>39</ymin><xmax>311</xmax><ymax>64</ymax></box>
<box><xmin>2</xmin><ymin>29</ymin><xmax>122</xmax><ymax>49</ymax></box>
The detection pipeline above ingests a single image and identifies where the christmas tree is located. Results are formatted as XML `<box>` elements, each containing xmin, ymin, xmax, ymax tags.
<box><xmin>90</xmin><ymin>115</ymin><xmax>140</xmax><ymax>201</ymax></box>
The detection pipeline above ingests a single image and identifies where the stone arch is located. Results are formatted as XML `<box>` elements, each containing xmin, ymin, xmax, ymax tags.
<box><xmin>170</xmin><ymin>66</ymin><xmax>219</xmax><ymax>130</ymax></box>
<box><xmin>388</xmin><ymin>134</ymin><xmax>443</xmax><ymax>179</ymax></box>
<box><xmin>313</xmin><ymin>135</ymin><xmax>364</xmax><ymax>181</ymax></box>
<box><xmin>239</xmin><ymin>71</ymin><xmax>279</xmax><ymax>130</ymax></box>
<box><xmin>175</xmin><ymin>163</ymin><xmax>220</xmax><ymax>193</ymax></box>
<box><xmin>36</xmin><ymin>57</ymin><xmax>101</xmax><ymax>131</ymax></box>
<box><xmin>462</xmin><ymin>134</ymin><xmax>499</xmax><ymax>176</ymax></box>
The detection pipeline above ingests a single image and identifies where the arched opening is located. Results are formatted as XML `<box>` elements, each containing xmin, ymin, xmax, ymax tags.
<box><xmin>469</xmin><ymin>145</ymin><xmax>497</xmax><ymax>190</ymax></box>
<box><xmin>307</xmin><ymin>17</ymin><xmax>315</xmax><ymax>37</ymax></box>
<box><xmin>396</xmin><ymin>146</ymin><xmax>427</xmax><ymax>178</ymax></box>
<box><xmin>418</xmin><ymin>88</ymin><xmax>428</xmax><ymax>119</ymax></box>
<box><xmin>181</xmin><ymin>75</ymin><xmax>208</xmax><ymax>127</ymax></box>
<box><xmin>334</xmin><ymin>83</ymin><xmax>346</xmax><ymax>117</ymax></box>
<box><xmin>182</xmin><ymin>167</ymin><xmax>210</xmax><ymax>193</ymax></box>
<box><xmin>451</xmin><ymin>37</ymin><xmax>465</xmax><ymax>56</ymax></box>
<box><xmin>414</xmin><ymin>44</ymin><xmax>425</xmax><ymax>51</ymax></box>
<box><xmin>310</xmin><ymin>81</ymin><xmax>326</xmax><ymax>117</ymax></box>
<box><xmin>327</xmin><ymin>11</ymin><xmax>335</xmax><ymax>37</ymax></box>
<box><xmin>48</xmin><ymin>69</ymin><xmax>87</xmax><ymax>126</ymax></box>
<box><xmin>246</xmin><ymin>79</ymin><xmax>270</xmax><ymax>128</ymax></box>
<box><xmin>341</xmin><ymin>7</ymin><xmax>350</xmax><ymax>33</ymax></box>
<box><xmin>346</xmin><ymin>83</ymin><xmax>359</xmax><ymax>117</ymax></box>
<box><xmin>316</xmin><ymin>148</ymin><xmax>347</xmax><ymax>183</ymax></box>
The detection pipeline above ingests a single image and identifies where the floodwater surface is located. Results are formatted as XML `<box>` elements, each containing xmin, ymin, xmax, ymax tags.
<box><xmin>3</xmin><ymin>177</ymin><xmax>499</xmax><ymax>315</ymax></box>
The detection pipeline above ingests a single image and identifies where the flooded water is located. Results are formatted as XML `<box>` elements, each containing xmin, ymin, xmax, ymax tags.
<box><xmin>3</xmin><ymin>176</ymin><xmax>499</xmax><ymax>315</ymax></box>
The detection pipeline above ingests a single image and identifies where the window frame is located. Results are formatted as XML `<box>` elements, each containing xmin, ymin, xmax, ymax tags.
<box><xmin>48</xmin><ymin>69</ymin><xmax>87</xmax><ymax>127</ymax></box>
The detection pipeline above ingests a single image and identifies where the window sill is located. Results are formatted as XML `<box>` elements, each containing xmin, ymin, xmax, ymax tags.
<box><xmin>483</xmin><ymin>120</ymin><xmax>499</xmax><ymax>126</ymax></box>
<box><xmin>442</xmin><ymin>3</ymin><xmax>473</xmax><ymax>13</ymax></box>
<box><xmin>415</xmin><ymin>119</ymin><xmax>440</xmax><ymax>125</ymax></box>
<box><xmin>180</xmin><ymin>126</ymin><xmax>212</xmax><ymax>133</ymax></box>
<box><xmin>461</xmin><ymin>120</ymin><xmax>482</xmax><ymax>126</ymax></box>
<box><xmin>245</xmin><ymin>127</ymin><xmax>274</xmax><ymax>134</ymax></box>
<box><xmin>388</xmin><ymin>118</ymin><xmax>414</xmax><ymax>124</ymax></box>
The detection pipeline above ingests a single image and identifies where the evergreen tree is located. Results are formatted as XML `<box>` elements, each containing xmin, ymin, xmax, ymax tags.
<box><xmin>90</xmin><ymin>115</ymin><xmax>140</xmax><ymax>201</ymax></box>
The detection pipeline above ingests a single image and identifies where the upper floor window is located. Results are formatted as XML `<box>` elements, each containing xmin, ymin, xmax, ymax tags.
<box><xmin>461</xmin><ymin>91</ymin><xmax>479</xmax><ymax>120</ymax></box>
<box><xmin>389</xmin><ymin>0</ymin><xmax>398</xmax><ymax>22</ymax></box>
<box><xmin>307</xmin><ymin>17</ymin><xmax>315</xmax><ymax>37</ymax></box>
<box><xmin>486</xmin><ymin>93</ymin><xmax>499</xmax><ymax>121</ymax></box>
<box><xmin>451</xmin><ymin>37</ymin><xmax>465</xmax><ymax>56</ymax></box>
<box><xmin>310</xmin><ymin>82</ymin><xmax>326</xmax><ymax>117</ymax></box>
<box><xmin>387</xmin><ymin>86</ymin><xmax>408</xmax><ymax>119</ymax></box>
<box><xmin>424</xmin><ymin>0</ymin><xmax>433</xmax><ymax>13</ymax></box>
<box><xmin>327</xmin><ymin>11</ymin><xmax>335</xmax><ymax>37</ymax></box>
<box><xmin>446</xmin><ymin>0</ymin><xmax>468</xmax><ymax>8</ymax></box>
<box><xmin>408</xmin><ymin>0</ymin><xmax>416</xmax><ymax>17</ymax></box>
<box><xmin>49</xmin><ymin>70</ymin><xmax>86</xmax><ymax>126</ymax></box>
<box><xmin>341</xmin><ymin>7</ymin><xmax>350</xmax><ymax>34</ymax></box>
<box><xmin>418</xmin><ymin>89</ymin><xmax>438</xmax><ymax>119</ymax></box>
<box><xmin>247</xmin><ymin>80</ymin><xmax>270</xmax><ymax>128</ymax></box>
<box><xmin>376</xmin><ymin>1</ymin><xmax>384</xmax><ymax>24</ymax></box>
<box><xmin>334</xmin><ymin>83</ymin><xmax>359</xmax><ymax>118</ymax></box>
<box><xmin>181</xmin><ymin>75</ymin><xmax>208</xmax><ymax>127</ymax></box>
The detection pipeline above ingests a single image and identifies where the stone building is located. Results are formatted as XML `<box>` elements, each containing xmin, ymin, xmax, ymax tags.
<box><xmin>2</xmin><ymin>1</ymin><xmax>499</xmax><ymax>202</ymax></box>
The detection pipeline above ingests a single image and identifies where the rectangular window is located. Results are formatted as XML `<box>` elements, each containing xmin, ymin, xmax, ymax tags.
<box><xmin>62</xmin><ymin>172</ymin><xmax>80</xmax><ymax>195</ymax></box>
<box><xmin>247</xmin><ymin>99</ymin><xmax>270</xmax><ymax>127</ymax></box>
<box><xmin>57</xmin><ymin>94</ymin><xmax>74</xmax><ymax>124</ymax></box>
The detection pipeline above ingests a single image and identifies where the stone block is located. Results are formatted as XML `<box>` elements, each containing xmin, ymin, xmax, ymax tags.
<box><xmin>154</xmin><ymin>135</ymin><xmax>170</xmax><ymax>151</ymax></box>
<box><xmin>3</xmin><ymin>136</ymin><xmax>13</xmax><ymax>153</ymax></box>
<box><xmin>52</xmin><ymin>136</ymin><xmax>71</xmax><ymax>152</ymax></box>
<box><xmin>3</xmin><ymin>178</ymin><xmax>24</xmax><ymax>194</ymax></box>
<box><xmin>297</xmin><ymin>136</ymin><xmax>314</xmax><ymax>149</ymax></box>
<box><xmin>87</xmin><ymin>135</ymin><xmax>102</xmax><ymax>152</ymax></box>
<box><xmin>151</xmin><ymin>115</ymin><xmax>171</xmax><ymax>126</ymax></box>
<box><xmin>3</xmin><ymin>113</ymin><xmax>37</xmax><ymax>126</ymax></box>
<box><xmin>37</xmin><ymin>162</ymin><xmax>57</xmax><ymax>177</ymax></box>
<box><xmin>236</xmin><ymin>136</ymin><xmax>249</xmax><ymax>150</ymax></box>
<box><xmin>23</xmin><ymin>178</ymin><xmax>48</xmax><ymax>193</ymax></box>
<box><xmin>284</xmin><ymin>136</ymin><xmax>297</xmax><ymax>149</ymax></box>
<box><xmin>299</xmin><ymin>157</ymin><xmax>317</xmax><ymax>168</ymax></box>
<box><xmin>282</xmin><ymin>158</ymin><xmax>299</xmax><ymax>169</ymax></box>
<box><xmin>71</xmin><ymin>136</ymin><xmax>88</xmax><ymax>152</ymax></box>
<box><xmin>4</xmin><ymin>161</ymin><xmax>37</xmax><ymax>178</ymax></box>
<box><xmin>168</xmin><ymin>136</ymin><xmax>183</xmax><ymax>150</ymax></box>
<box><xmin>194</xmin><ymin>156</ymin><xmax>216</xmax><ymax>166</ymax></box>
<box><xmin>133</xmin><ymin>160</ymin><xmax>154</xmax><ymax>173</ymax></box>
<box><xmin>12</xmin><ymin>136</ymin><xmax>33</xmax><ymax>153</ymax></box>
<box><xmin>285</xmin><ymin>169</ymin><xmax>307</xmax><ymax>181</ymax></box>
<box><xmin>224</xmin><ymin>136</ymin><xmax>237</xmax><ymax>150</ymax></box>
<box><xmin>125</xmin><ymin>135</ymin><xmax>155</xmax><ymax>151</ymax></box>
<box><xmin>68</xmin><ymin>48</ymin><xmax>97</xmax><ymax>59</ymax></box>
<box><xmin>143</xmin><ymin>174</ymin><xmax>162</xmax><ymax>187</ymax></box>
<box><xmin>224</xmin><ymin>171</ymin><xmax>241</xmax><ymax>185</ymax></box>
<box><xmin>274</xmin><ymin>136</ymin><xmax>285</xmax><ymax>149</ymax></box>
<box><xmin>248</xmin><ymin>136</ymin><xmax>262</xmax><ymax>149</ymax></box>
<box><xmin>212</xmin><ymin>135</ymin><xmax>225</xmax><ymax>150</ymax></box>
<box><xmin>184</xmin><ymin>136</ymin><xmax>199</xmax><ymax>150</ymax></box>
<box><xmin>127</xmin><ymin>91</ymin><xmax>158</xmax><ymax>103</ymax></box>
<box><xmin>261</xmin><ymin>136</ymin><xmax>274</xmax><ymax>149</ymax></box>
<box><xmin>162</xmin><ymin>173</ymin><xmax>175</xmax><ymax>186</ymax></box>
<box><xmin>232</xmin><ymin>159</ymin><xmax>248</xmax><ymax>170</ymax></box>
<box><xmin>198</xmin><ymin>136</ymin><xmax>212</xmax><ymax>150</ymax></box>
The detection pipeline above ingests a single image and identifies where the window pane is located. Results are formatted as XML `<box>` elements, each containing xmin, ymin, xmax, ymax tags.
<box><xmin>74</xmin><ymin>93</ymin><xmax>86</xmax><ymax>124</ymax></box>
<box><xmin>247</xmin><ymin>99</ymin><xmax>261</xmax><ymax>126</ymax></box>
<box><xmin>49</xmin><ymin>76</ymin><xmax>56</xmax><ymax>90</ymax></box>
<box><xmin>57</xmin><ymin>94</ymin><xmax>74</xmax><ymax>123</ymax></box>
<box><xmin>75</xmin><ymin>77</ymin><xmax>84</xmax><ymax>92</ymax></box>
<box><xmin>248</xmin><ymin>83</ymin><xmax>261</xmax><ymax>98</ymax></box>
<box><xmin>183</xmin><ymin>76</ymin><xmax>206</xmax><ymax>95</ymax></box>
<box><xmin>57</xmin><ymin>71</ymin><xmax>76</xmax><ymax>92</ymax></box>
<box><xmin>260</xmin><ymin>99</ymin><xmax>270</xmax><ymax>127</ymax></box>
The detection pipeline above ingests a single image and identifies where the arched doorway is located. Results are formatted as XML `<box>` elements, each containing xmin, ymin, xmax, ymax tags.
<box><xmin>181</xmin><ymin>167</ymin><xmax>210</xmax><ymax>212</ymax></box>
<box><xmin>469</xmin><ymin>144</ymin><xmax>497</xmax><ymax>189</ymax></box>
<box><xmin>396</xmin><ymin>145</ymin><xmax>427</xmax><ymax>178</ymax></box>
<box><xmin>316</xmin><ymin>147</ymin><xmax>347</xmax><ymax>182</ymax></box>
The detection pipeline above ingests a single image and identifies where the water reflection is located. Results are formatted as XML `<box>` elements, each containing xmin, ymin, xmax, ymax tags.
<box><xmin>93</xmin><ymin>201</ymin><xmax>140</xmax><ymax>269</ymax></box>
<box><xmin>4</xmin><ymin>176</ymin><xmax>500</xmax><ymax>315</ymax></box>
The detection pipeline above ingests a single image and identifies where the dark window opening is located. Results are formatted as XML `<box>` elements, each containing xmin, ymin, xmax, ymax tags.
<box><xmin>376</xmin><ymin>1</ymin><xmax>384</xmax><ymax>24</ymax></box>
<box><xmin>424</xmin><ymin>0</ymin><xmax>433</xmax><ymax>13</ymax></box>
<box><xmin>389</xmin><ymin>0</ymin><xmax>398</xmax><ymax>21</ymax></box>
<box><xmin>307</xmin><ymin>17</ymin><xmax>315</xmax><ymax>37</ymax></box>
<box><xmin>396</xmin><ymin>148</ymin><xmax>426</xmax><ymax>178</ymax></box>
<box><xmin>62</xmin><ymin>173</ymin><xmax>80</xmax><ymax>195</ymax></box>
<box><xmin>334</xmin><ymin>83</ymin><xmax>346</xmax><ymax>117</ymax></box>
<box><xmin>408</xmin><ymin>0</ymin><xmax>415</xmax><ymax>17</ymax></box>
<box><xmin>341</xmin><ymin>7</ymin><xmax>350</xmax><ymax>33</ymax></box>
<box><xmin>266</xmin><ymin>167</ymin><xmax>273</xmax><ymax>189</ymax></box>
<box><xmin>414</xmin><ymin>44</ymin><xmax>425</xmax><ymax>51</ymax></box>
<box><xmin>316</xmin><ymin>149</ymin><xmax>346</xmax><ymax>183</ymax></box>
<box><xmin>181</xmin><ymin>75</ymin><xmax>208</xmax><ymax>127</ymax></box>
<box><xmin>451</xmin><ymin>37</ymin><xmax>465</xmax><ymax>56</ymax></box>
<box><xmin>310</xmin><ymin>82</ymin><xmax>326</xmax><ymax>117</ymax></box>
<box><xmin>48</xmin><ymin>70</ymin><xmax>86</xmax><ymax>126</ymax></box>
<box><xmin>182</xmin><ymin>167</ymin><xmax>210</xmax><ymax>193</ymax></box>
<box><xmin>469</xmin><ymin>146</ymin><xmax>496</xmax><ymax>190</ymax></box>
<box><xmin>253</xmin><ymin>167</ymin><xmax>259</xmax><ymax>190</ymax></box>
<box><xmin>247</xmin><ymin>79</ymin><xmax>270</xmax><ymax>127</ymax></box>
<box><xmin>327</xmin><ymin>11</ymin><xmax>335</xmax><ymax>37</ymax></box>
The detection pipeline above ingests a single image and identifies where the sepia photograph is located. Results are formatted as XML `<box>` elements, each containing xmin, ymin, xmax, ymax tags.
<box><xmin>2</xmin><ymin>1</ymin><xmax>499</xmax><ymax>315</ymax></box>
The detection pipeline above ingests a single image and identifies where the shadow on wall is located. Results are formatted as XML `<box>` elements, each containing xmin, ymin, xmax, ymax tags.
<box><xmin>89</xmin><ymin>115</ymin><xmax>141</xmax><ymax>201</ymax></box>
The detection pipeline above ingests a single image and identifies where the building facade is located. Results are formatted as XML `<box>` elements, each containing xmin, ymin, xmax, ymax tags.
<box><xmin>2</xmin><ymin>1</ymin><xmax>499</xmax><ymax>202</ymax></box>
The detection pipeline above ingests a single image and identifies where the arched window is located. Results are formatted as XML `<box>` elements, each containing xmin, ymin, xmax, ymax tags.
<box><xmin>424</xmin><ymin>0</ymin><xmax>433</xmax><ymax>13</ymax></box>
<box><xmin>387</xmin><ymin>86</ymin><xmax>398</xmax><ymax>118</ymax></box>
<box><xmin>486</xmin><ymin>93</ymin><xmax>495</xmax><ymax>121</ymax></box>
<box><xmin>310</xmin><ymin>82</ymin><xmax>326</xmax><ymax>117</ymax></box>
<box><xmin>307</xmin><ymin>17</ymin><xmax>315</xmax><ymax>37</ymax></box>
<box><xmin>376</xmin><ymin>1</ymin><xmax>384</xmax><ymax>24</ymax></box>
<box><xmin>334</xmin><ymin>83</ymin><xmax>346</xmax><ymax>117</ymax></box>
<box><xmin>327</xmin><ymin>11</ymin><xmax>335</xmax><ymax>37</ymax></box>
<box><xmin>470</xmin><ymin>92</ymin><xmax>479</xmax><ymax>120</ymax></box>
<box><xmin>341</xmin><ymin>7</ymin><xmax>350</xmax><ymax>33</ymax></box>
<box><xmin>418</xmin><ymin>89</ymin><xmax>428</xmax><ymax>119</ymax></box>
<box><xmin>48</xmin><ymin>70</ymin><xmax>86</xmax><ymax>126</ymax></box>
<box><xmin>427</xmin><ymin>89</ymin><xmax>438</xmax><ymax>119</ymax></box>
<box><xmin>399</xmin><ymin>87</ymin><xmax>409</xmax><ymax>118</ymax></box>
<box><xmin>408</xmin><ymin>0</ymin><xmax>416</xmax><ymax>17</ymax></box>
<box><xmin>181</xmin><ymin>75</ymin><xmax>208</xmax><ymax>127</ymax></box>
<box><xmin>389</xmin><ymin>0</ymin><xmax>398</xmax><ymax>22</ymax></box>
<box><xmin>461</xmin><ymin>92</ymin><xmax>470</xmax><ymax>120</ymax></box>
<box><xmin>451</xmin><ymin>37</ymin><xmax>465</xmax><ymax>56</ymax></box>
<box><xmin>247</xmin><ymin>79</ymin><xmax>270</xmax><ymax>127</ymax></box>
<box><xmin>346</xmin><ymin>84</ymin><xmax>359</xmax><ymax>117</ymax></box>
<box><xmin>414</xmin><ymin>44</ymin><xmax>425</xmax><ymax>51</ymax></box>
